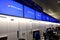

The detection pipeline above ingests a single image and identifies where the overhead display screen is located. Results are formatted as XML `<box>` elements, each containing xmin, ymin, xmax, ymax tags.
<box><xmin>36</xmin><ymin>11</ymin><xmax>42</xmax><ymax>20</ymax></box>
<box><xmin>46</xmin><ymin>16</ymin><xmax>50</xmax><ymax>21</ymax></box>
<box><xmin>24</xmin><ymin>6</ymin><xmax>35</xmax><ymax>19</ymax></box>
<box><xmin>42</xmin><ymin>13</ymin><xmax>46</xmax><ymax>21</ymax></box>
<box><xmin>50</xmin><ymin>17</ymin><xmax>54</xmax><ymax>22</ymax></box>
<box><xmin>52</xmin><ymin>18</ymin><xmax>55</xmax><ymax>22</ymax></box>
<box><xmin>41</xmin><ymin>13</ymin><xmax>51</xmax><ymax>22</ymax></box>
<box><xmin>0</xmin><ymin>0</ymin><xmax>23</xmax><ymax>17</ymax></box>
<box><xmin>48</xmin><ymin>16</ymin><xmax>51</xmax><ymax>22</ymax></box>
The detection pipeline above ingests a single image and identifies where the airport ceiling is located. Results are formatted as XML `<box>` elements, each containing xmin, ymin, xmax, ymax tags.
<box><xmin>33</xmin><ymin>0</ymin><xmax>60</xmax><ymax>20</ymax></box>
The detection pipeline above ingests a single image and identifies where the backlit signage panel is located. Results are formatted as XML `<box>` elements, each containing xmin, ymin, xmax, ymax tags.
<box><xmin>36</xmin><ymin>11</ymin><xmax>42</xmax><ymax>20</ymax></box>
<box><xmin>24</xmin><ymin>6</ymin><xmax>35</xmax><ymax>19</ymax></box>
<box><xmin>0</xmin><ymin>0</ymin><xmax>23</xmax><ymax>17</ymax></box>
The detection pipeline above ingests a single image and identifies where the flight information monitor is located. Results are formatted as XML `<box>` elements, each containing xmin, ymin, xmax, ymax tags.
<box><xmin>49</xmin><ymin>17</ymin><xmax>51</xmax><ymax>22</ymax></box>
<box><xmin>46</xmin><ymin>16</ymin><xmax>50</xmax><ymax>22</ymax></box>
<box><xmin>36</xmin><ymin>11</ymin><xmax>42</xmax><ymax>20</ymax></box>
<box><xmin>0</xmin><ymin>0</ymin><xmax>23</xmax><ymax>17</ymax></box>
<box><xmin>24</xmin><ymin>6</ymin><xmax>35</xmax><ymax>19</ymax></box>
<box><xmin>42</xmin><ymin>13</ymin><xmax>46</xmax><ymax>21</ymax></box>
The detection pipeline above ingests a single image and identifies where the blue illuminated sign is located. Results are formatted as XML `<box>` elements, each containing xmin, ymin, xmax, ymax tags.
<box><xmin>0</xmin><ymin>0</ymin><xmax>59</xmax><ymax>23</ymax></box>
<box><xmin>50</xmin><ymin>17</ymin><xmax>54</xmax><ymax>22</ymax></box>
<box><xmin>46</xmin><ymin>16</ymin><xmax>50</xmax><ymax>21</ymax></box>
<box><xmin>0</xmin><ymin>0</ymin><xmax>23</xmax><ymax>17</ymax></box>
<box><xmin>36</xmin><ymin>11</ymin><xmax>42</xmax><ymax>20</ymax></box>
<box><xmin>52</xmin><ymin>18</ymin><xmax>55</xmax><ymax>22</ymax></box>
<box><xmin>42</xmin><ymin>13</ymin><xmax>46</xmax><ymax>21</ymax></box>
<box><xmin>48</xmin><ymin>17</ymin><xmax>51</xmax><ymax>22</ymax></box>
<box><xmin>24</xmin><ymin>6</ymin><xmax>35</xmax><ymax>19</ymax></box>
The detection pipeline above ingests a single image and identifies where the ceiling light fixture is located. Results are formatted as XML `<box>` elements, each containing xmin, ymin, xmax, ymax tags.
<box><xmin>57</xmin><ymin>1</ymin><xmax>60</xmax><ymax>3</ymax></box>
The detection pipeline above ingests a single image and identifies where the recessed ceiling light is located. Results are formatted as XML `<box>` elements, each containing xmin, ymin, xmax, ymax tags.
<box><xmin>57</xmin><ymin>1</ymin><xmax>60</xmax><ymax>3</ymax></box>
